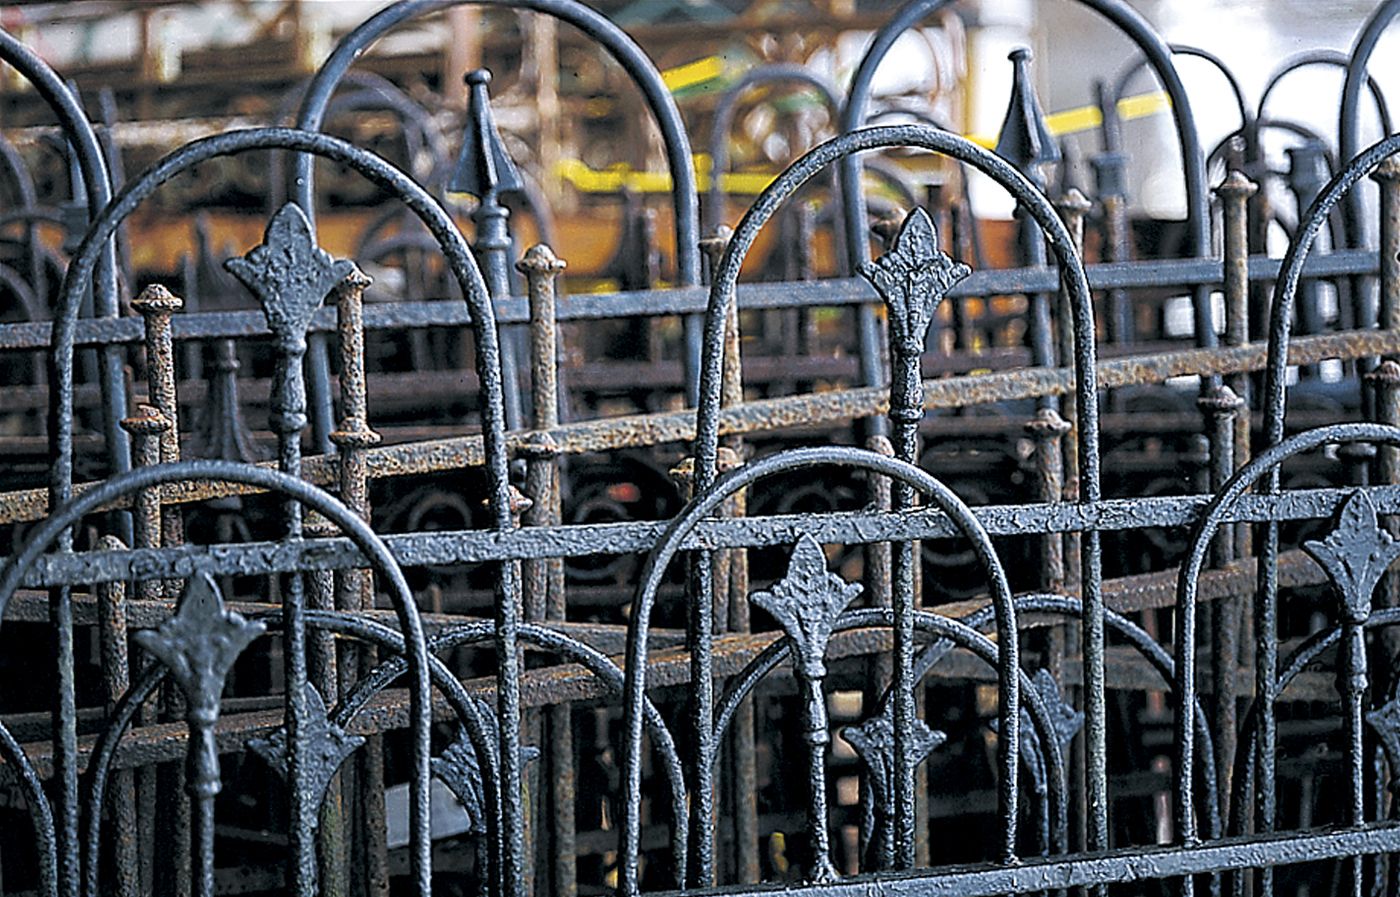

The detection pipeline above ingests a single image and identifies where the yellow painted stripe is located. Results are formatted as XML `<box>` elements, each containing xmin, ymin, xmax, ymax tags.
<box><xmin>967</xmin><ymin>89</ymin><xmax>1171</xmax><ymax>147</ymax></box>
<box><xmin>662</xmin><ymin>55</ymin><xmax>726</xmax><ymax>92</ymax></box>
<box><xmin>556</xmin><ymin>90</ymin><xmax>1172</xmax><ymax>193</ymax></box>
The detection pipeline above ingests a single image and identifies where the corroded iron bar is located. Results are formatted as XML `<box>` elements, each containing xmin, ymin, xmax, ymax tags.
<box><xmin>95</xmin><ymin>535</ymin><xmax>138</xmax><ymax>897</ymax></box>
<box><xmin>0</xmin><ymin>251</ymin><xmax>1385</xmax><ymax>354</ymax></box>
<box><xmin>27</xmin><ymin>484</ymin><xmax>1400</xmax><ymax>588</ymax></box>
<box><xmin>518</xmin><ymin>243</ymin><xmax>574</xmax><ymax>897</ymax></box>
<box><xmin>3</xmin><ymin>327</ymin><xmax>1391</xmax><ymax>527</ymax></box>
<box><xmin>131</xmin><ymin>284</ymin><xmax>185</xmax><ymax>552</ymax></box>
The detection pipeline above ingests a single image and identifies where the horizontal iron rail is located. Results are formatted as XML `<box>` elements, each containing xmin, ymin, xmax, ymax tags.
<box><xmin>0</xmin><ymin>326</ymin><xmax>1390</xmax><ymax>525</ymax></box>
<box><xmin>21</xmin><ymin>486</ymin><xmax>1397</xmax><ymax>587</ymax></box>
<box><xmin>665</xmin><ymin>824</ymin><xmax>1400</xmax><ymax>897</ymax></box>
<box><xmin>0</xmin><ymin>249</ymin><xmax>1379</xmax><ymax>351</ymax></box>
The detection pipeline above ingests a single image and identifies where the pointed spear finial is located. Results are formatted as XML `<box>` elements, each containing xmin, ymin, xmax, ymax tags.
<box><xmin>995</xmin><ymin>48</ymin><xmax>1060</xmax><ymax>186</ymax></box>
<box><xmin>449</xmin><ymin>69</ymin><xmax>524</xmax><ymax>199</ymax></box>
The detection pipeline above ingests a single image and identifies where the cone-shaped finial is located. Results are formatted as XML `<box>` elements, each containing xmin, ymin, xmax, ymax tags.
<box><xmin>449</xmin><ymin>68</ymin><xmax>524</xmax><ymax>199</ymax></box>
<box><xmin>995</xmin><ymin>48</ymin><xmax>1060</xmax><ymax>181</ymax></box>
<box><xmin>1285</xmin><ymin>139</ymin><xmax>1328</xmax><ymax>199</ymax></box>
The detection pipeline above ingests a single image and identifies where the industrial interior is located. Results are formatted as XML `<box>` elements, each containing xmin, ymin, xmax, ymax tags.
<box><xmin>0</xmin><ymin>0</ymin><xmax>1397</xmax><ymax>895</ymax></box>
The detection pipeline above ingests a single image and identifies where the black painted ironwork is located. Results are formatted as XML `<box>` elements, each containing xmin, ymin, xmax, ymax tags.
<box><xmin>0</xmin><ymin>5</ymin><xmax>1396</xmax><ymax>897</ymax></box>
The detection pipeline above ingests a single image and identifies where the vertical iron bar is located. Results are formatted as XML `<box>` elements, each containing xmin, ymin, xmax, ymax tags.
<box><xmin>330</xmin><ymin>262</ymin><xmax>386</xmax><ymax>897</ymax></box>
<box><xmin>1372</xmin><ymin>158</ymin><xmax>1400</xmax><ymax>643</ymax></box>
<box><xmin>703</xmin><ymin>223</ymin><xmax>758</xmax><ymax>886</ymax></box>
<box><xmin>96</xmin><ymin>535</ymin><xmax>138</xmax><ymax>897</ymax></box>
<box><xmin>518</xmin><ymin>243</ymin><xmax>577</xmax><ymax>897</ymax></box>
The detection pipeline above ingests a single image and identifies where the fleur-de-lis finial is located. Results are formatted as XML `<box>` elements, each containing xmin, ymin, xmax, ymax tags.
<box><xmin>857</xmin><ymin>208</ymin><xmax>971</xmax><ymax>356</ymax></box>
<box><xmin>247</xmin><ymin>683</ymin><xmax>365</xmax><ymax>827</ymax></box>
<box><xmin>751</xmin><ymin>535</ymin><xmax>863</xmax><ymax>682</ymax></box>
<box><xmin>134</xmin><ymin>573</ymin><xmax>265</xmax><ymax>803</ymax></box>
<box><xmin>224</xmin><ymin>203</ymin><xmax>354</xmax><ymax>350</ymax></box>
<box><xmin>134</xmin><ymin>572</ymin><xmax>265</xmax><ymax>716</ymax></box>
<box><xmin>224</xmin><ymin>203</ymin><xmax>356</xmax><ymax>433</ymax></box>
<box><xmin>1302</xmin><ymin>491</ymin><xmax>1400</xmax><ymax>623</ymax></box>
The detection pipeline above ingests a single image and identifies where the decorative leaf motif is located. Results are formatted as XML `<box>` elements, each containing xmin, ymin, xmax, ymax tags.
<box><xmin>431</xmin><ymin>699</ymin><xmax>540</xmax><ymax>835</ymax></box>
<box><xmin>990</xmin><ymin>668</ymin><xmax>1082</xmax><ymax>795</ymax></box>
<box><xmin>1368</xmin><ymin>697</ymin><xmax>1400</xmax><ymax>794</ymax></box>
<box><xmin>750</xmin><ymin>535</ymin><xmax>863</xmax><ymax>680</ymax></box>
<box><xmin>133</xmin><ymin>572</ymin><xmax>264</xmax><ymax>715</ymax></box>
<box><xmin>1303</xmin><ymin>491</ymin><xmax>1400</xmax><ymax>623</ymax></box>
<box><xmin>224</xmin><ymin>203</ymin><xmax>355</xmax><ymax>353</ymax></box>
<box><xmin>247</xmin><ymin>683</ymin><xmax>365</xmax><ymax>824</ymax></box>
<box><xmin>842</xmin><ymin>704</ymin><xmax>945</xmax><ymax>809</ymax></box>
<box><xmin>857</xmin><ymin>208</ymin><xmax>971</xmax><ymax>355</ymax></box>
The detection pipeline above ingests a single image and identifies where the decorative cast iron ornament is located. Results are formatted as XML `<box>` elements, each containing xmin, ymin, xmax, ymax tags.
<box><xmin>856</xmin><ymin>207</ymin><xmax>971</xmax><ymax>358</ymax></box>
<box><xmin>432</xmin><ymin>701</ymin><xmax>542</xmax><ymax>836</ymax></box>
<box><xmin>134</xmin><ymin>571</ymin><xmax>265</xmax><ymax>731</ymax></box>
<box><xmin>751</xmin><ymin>534</ymin><xmax>863</xmax><ymax>880</ymax></box>
<box><xmin>134</xmin><ymin>571</ymin><xmax>265</xmax><ymax>837</ymax></box>
<box><xmin>1302</xmin><ymin>490</ymin><xmax>1400</xmax><ymax>624</ymax></box>
<box><xmin>843</xmin><ymin>705</ymin><xmax>946</xmax><ymax>869</ymax></box>
<box><xmin>224</xmin><ymin>202</ymin><xmax>356</xmax><ymax>434</ymax></box>
<box><xmin>247</xmin><ymin>683</ymin><xmax>366</xmax><ymax>829</ymax></box>
<box><xmin>752</xmin><ymin>535</ymin><xmax>863</xmax><ymax>685</ymax></box>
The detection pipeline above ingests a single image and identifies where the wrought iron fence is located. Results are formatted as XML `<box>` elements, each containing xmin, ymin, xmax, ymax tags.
<box><xmin>0</xmin><ymin>1</ymin><xmax>1397</xmax><ymax>896</ymax></box>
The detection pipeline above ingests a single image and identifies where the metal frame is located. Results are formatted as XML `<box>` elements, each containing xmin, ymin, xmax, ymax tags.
<box><xmin>0</xmin><ymin>6</ymin><xmax>1398</xmax><ymax>897</ymax></box>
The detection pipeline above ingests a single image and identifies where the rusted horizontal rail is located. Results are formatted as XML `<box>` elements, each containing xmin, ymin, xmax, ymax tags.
<box><xmin>0</xmin><ymin>250</ymin><xmax>1378</xmax><ymax>352</ymax></box>
<box><xmin>0</xmin><ymin>327</ymin><xmax>1389</xmax><ymax>525</ymax></box>
<box><xmin>19</xmin><ymin>483</ymin><xmax>1391</xmax><ymax>588</ymax></box>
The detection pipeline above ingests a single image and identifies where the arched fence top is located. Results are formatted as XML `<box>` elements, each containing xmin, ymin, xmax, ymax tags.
<box><xmin>0</xmin><ymin>458</ymin><xmax>438</xmax><ymax>897</ymax></box>
<box><xmin>1338</xmin><ymin>0</ymin><xmax>1400</xmax><ymax>248</ymax></box>
<box><xmin>836</xmin><ymin>0</ymin><xmax>1212</xmax><ymax>286</ymax></box>
<box><xmin>705</xmin><ymin>64</ymin><xmax>841</xmax><ymax>230</ymax></box>
<box><xmin>49</xmin><ymin>127</ymin><xmax>513</xmax><ymax>530</ymax></box>
<box><xmin>696</xmin><ymin>123</ymin><xmax>1099</xmax><ymax>501</ymax></box>
<box><xmin>1339</xmin><ymin>0</ymin><xmax>1400</xmax><ymax>192</ymax></box>
<box><xmin>1262</xmin><ymin>132</ymin><xmax>1400</xmax><ymax>450</ymax></box>
<box><xmin>619</xmin><ymin>444</ymin><xmax>1022</xmax><ymax>893</ymax></box>
<box><xmin>0</xmin><ymin>26</ymin><xmax>128</xmax><ymax>471</ymax></box>
<box><xmin>1113</xmin><ymin>43</ymin><xmax>1249</xmax><ymax>146</ymax></box>
<box><xmin>1260</xmin><ymin>49</ymin><xmax>1392</xmax><ymax>143</ymax></box>
<box><xmin>294</xmin><ymin>0</ymin><xmax>700</xmax><ymax>287</ymax></box>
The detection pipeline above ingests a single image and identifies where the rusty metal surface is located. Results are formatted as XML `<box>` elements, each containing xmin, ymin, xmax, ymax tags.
<box><xmin>0</xmin><ymin>6</ymin><xmax>1398</xmax><ymax>897</ymax></box>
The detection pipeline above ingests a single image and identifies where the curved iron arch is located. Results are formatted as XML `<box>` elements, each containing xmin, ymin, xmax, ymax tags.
<box><xmin>81</xmin><ymin>607</ymin><xmax>496</xmax><ymax>897</ymax></box>
<box><xmin>1260</xmin><ymin>50</ymin><xmax>1392</xmax><ymax>144</ymax></box>
<box><xmin>1114</xmin><ymin>43</ymin><xmax>1250</xmax><ymax>149</ymax></box>
<box><xmin>292</xmin><ymin>0</ymin><xmax>699</xmax><ymax>290</ymax></box>
<box><xmin>1339</xmin><ymin>0</ymin><xmax>1400</xmax><ymax>246</ymax></box>
<box><xmin>1227</xmin><ymin>606</ymin><xmax>1400</xmax><ymax>837</ymax></box>
<box><xmin>1175</xmin><ymin>423</ymin><xmax>1400</xmax><ymax>847</ymax></box>
<box><xmin>710</xmin><ymin>607</ymin><xmax>1069</xmax><ymax>860</ymax></box>
<box><xmin>0</xmin><ymin>459</ymin><xmax>438</xmax><ymax>897</ymax></box>
<box><xmin>333</xmin><ymin>618</ymin><xmax>691</xmax><ymax>883</ymax></box>
<box><xmin>695</xmin><ymin>124</ymin><xmax>1099</xmax><ymax>497</ymax></box>
<box><xmin>1261</xmin><ymin>133</ymin><xmax>1400</xmax><ymax>446</ymax></box>
<box><xmin>47</xmin><ymin>128</ymin><xmax>524</xmax><ymax>896</ymax></box>
<box><xmin>836</xmin><ymin>0</ymin><xmax>1213</xmax><ymax>356</ymax></box>
<box><xmin>704</xmin><ymin>64</ymin><xmax>842</xmax><ymax>232</ymax></box>
<box><xmin>0</xmin><ymin>27</ymin><xmax>128</xmax><ymax>483</ymax></box>
<box><xmin>620</xmin><ymin>445</ymin><xmax>1023</xmax><ymax>892</ymax></box>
